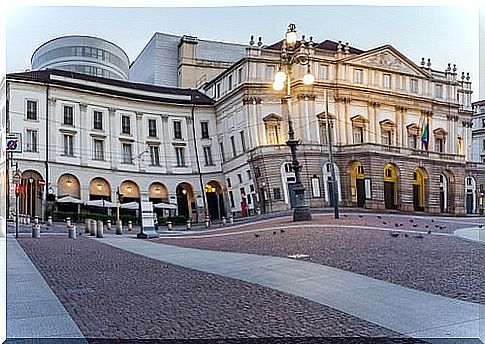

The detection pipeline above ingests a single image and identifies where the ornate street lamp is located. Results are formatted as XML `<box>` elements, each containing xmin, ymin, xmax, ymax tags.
<box><xmin>273</xmin><ymin>23</ymin><xmax>314</xmax><ymax>221</ymax></box>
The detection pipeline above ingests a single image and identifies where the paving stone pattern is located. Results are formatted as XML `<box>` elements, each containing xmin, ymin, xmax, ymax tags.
<box><xmin>158</xmin><ymin>215</ymin><xmax>485</xmax><ymax>304</ymax></box>
<box><xmin>18</xmin><ymin>236</ymin><xmax>403</xmax><ymax>340</ymax></box>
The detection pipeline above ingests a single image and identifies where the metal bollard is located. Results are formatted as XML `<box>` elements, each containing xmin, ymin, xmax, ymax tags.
<box><xmin>222</xmin><ymin>217</ymin><xmax>226</xmax><ymax>226</ymax></box>
<box><xmin>205</xmin><ymin>215</ymin><xmax>211</xmax><ymax>228</ymax></box>
<box><xmin>85</xmin><ymin>219</ymin><xmax>91</xmax><ymax>233</ymax></box>
<box><xmin>89</xmin><ymin>219</ymin><xmax>96</xmax><ymax>236</ymax></box>
<box><xmin>229</xmin><ymin>216</ymin><xmax>234</xmax><ymax>224</ymax></box>
<box><xmin>66</xmin><ymin>217</ymin><xmax>71</xmax><ymax>227</ymax></box>
<box><xmin>167</xmin><ymin>221</ymin><xmax>173</xmax><ymax>230</ymax></box>
<box><xmin>26</xmin><ymin>216</ymin><xmax>31</xmax><ymax>225</ymax></box>
<box><xmin>96</xmin><ymin>220</ymin><xmax>104</xmax><ymax>238</ymax></box>
<box><xmin>186</xmin><ymin>220</ymin><xmax>191</xmax><ymax>230</ymax></box>
<box><xmin>68</xmin><ymin>225</ymin><xmax>76</xmax><ymax>239</ymax></box>
<box><xmin>107</xmin><ymin>220</ymin><xmax>112</xmax><ymax>230</ymax></box>
<box><xmin>256</xmin><ymin>208</ymin><xmax>261</xmax><ymax>215</ymax></box>
<box><xmin>47</xmin><ymin>216</ymin><xmax>53</xmax><ymax>226</ymax></box>
<box><xmin>116</xmin><ymin>220</ymin><xmax>123</xmax><ymax>235</ymax></box>
<box><xmin>128</xmin><ymin>221</ymin><xmax>133</xmax><ymax>231</ymax></box>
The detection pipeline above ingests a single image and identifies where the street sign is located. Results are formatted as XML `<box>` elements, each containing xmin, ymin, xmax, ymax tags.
<box><xmin>6</xmin><ymin>133</ymin><xmax>22</xmax><ymax>153</ymax></box>
<box><xmin>38</xmin><ymin>179</ymin><xmax>46</xmax><ymax>186</ymax></box>
<box><xmin>12</xmin><ymin>171</ymin><xmax>21</xmax><ymax>184</ymax></box>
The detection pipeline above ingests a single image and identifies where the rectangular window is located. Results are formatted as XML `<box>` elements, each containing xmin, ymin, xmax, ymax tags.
<box><xmin>353</xmin><ymin>127</ymin><xmax>364</xmax><ymax>144</ymax></box>
<box><xmin>228</xmin><ymin>75</ymin><xmax>233</xmax><ymax>91</ymax></box>
<box><xmin>240</xmin><ymin>187</ymin><xmax>246</xmax><ymax>200</ymax></box>
<box><xmin>409</xmin><ymin>135</ymin><xmax>418</xmax><ymax>149</ymax></box>
<box><xmin>219</xmin><ymin>142</ymin><xmax>225</xmax><ymax>162</ymax></box>
<box><xmin>250</xmin><ymin>184</ymin><xmax>255</xmax><ymax>192</ymax></box>
<box><xmin>247</xmin><ymin>170</ymin><xmax>252</xmax><ymax>180</ymax></box>
<box><xmin>121</xmin><ymin>115</ymin><xmax>131</xmax><ymax>134</ymax></box>
<box><xmin>410</xmin><ymin>79</ymin><xmax>418</xmax><ymax>93</ymax></box>
<box><xmin>239</xmin><ymin>131</ymin><xmax>246</xmax><ymax>152</ymax></box>
<box><xmin>26</xmin><ymin>130</ymin><xmax>38</xmax><ymax>152</ymax></box>
<box><xmin>237</xmin><ymin>173</ymin><xmax>243</xmax><ymax>184</ymax></box>
<box><xmin>203</xmin><ymin>146</ymin><xmax>213</xmax><ymax>166</ymax></box>
<box><xmin>175</xmin><ymin>147</ymin><xmax>185</xmax><ymax>166</ymax></box>
<box><xmin>216</xmin><ymin>83</ymin><xmax>221</xmax><ymax>98</ymax></box>
<box><xmin>229</xmin><ymin>191</ymin><xmax>235</xmax><ymax>208</ymax></box>
<box><xmin>26</xmin><ymin>100</ymin><xmax>38</xmax><ymax>120</ymax></box>
<box><xmin>63</xmin><ymin>106</ymin><xmax>74</xmax><ymax>126</ymax></box>
<box><xmin>383</xmin><ymin>74</ymin><xmax>391</xmax><ymax>89</ymax></box>
<box><xmin>63</xmin><ymin>135</ymin><xmax>74</xmax><ymax>156</ymax></box>
<box><xmin>149</xmin><ymin>145</ymin><xmax>160</xmax><ymax>166</ymax></box>
<box><xmin>174</xmin><ymin>121</ymin><xmax>182</xmax><ymax>139</ymax></box>
<box><xmin>435</xmin><ymin>138</ymin><xmax>444</xmax><ymax>153</ymax></box>
<box><xmin>354</xmin><ymin>69</ymin><xmax>363</xmax><ymax>83</ymax></box>
<box><xmin>435</xmin><ymin>84</ymin><xmax>443</xmax><ymax>99</ymax></box>
<box><xmin>382</xmin><ymin>130</ymin><xmax>392</xmax><ymax>145</ymax></box>
<box><xmin>482</xmin><ymin>118</ymin><xmax>485</xmax><ymax>128</ymax></box>
<box><xmin>93</xmin><ymin>111</ymin><xmax>103</xmax><ymax>130</ymax></box>
<box><xmin>482</xmin><ymin>139</ymin><xmax>485</xmax><ymax>151</ymax></box>
<box><xmin>148</xmin><ymin>119</ymin><xmax>157</xmax><ymax>137</ymax></box>
<box><xmin>319</xmin><ymin>64</ymin><xmax>328</xmax><ymax>80</ymax></box>
<box><xmin>226</xmin><ymin>178</ymin><xmax>232</xmax><ymax>187</ymax></box>
<box><xmin>238</xmin><ymin>68</ymin><xmax>243</xmax><ymax>84</ymax></box>
<box><xmin>93</xmin><ymin>139</ymin><xmax>104</xmax><ymax>160</ymax></box>
<box><xmin>201</xmin><ymin>122</ymin><xmax>209</xmax><ymax>139</ymax></box>
<box><xmin>265</xmin><ymin>65</ymin><xmax>275</xmax><ymax>81</ymax></box>
<box><xmin>122</xmin><ymin>143</ymin><xmax>133</xmax><ymax>164</ymax></box>
<box><xmin>230</xmin><ymin>136</ymin><xmax>237</xmax><ymax>157</ymax></box>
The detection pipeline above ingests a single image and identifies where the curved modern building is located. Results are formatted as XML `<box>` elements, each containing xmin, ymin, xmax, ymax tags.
<box><xmin>31</xmin><ymin>35</ymin><xmax>130</xmax><ymax>80</ymax></box>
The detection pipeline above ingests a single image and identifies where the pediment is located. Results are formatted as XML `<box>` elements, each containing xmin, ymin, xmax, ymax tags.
<box><xmin>344</xmin><ymin>45</ymin><xmax>429</xmax><ymax>77</ymax></box>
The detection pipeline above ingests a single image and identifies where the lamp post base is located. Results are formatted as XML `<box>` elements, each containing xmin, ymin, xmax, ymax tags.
<box><xmin>293</xmin><ymin>204</ymin><xmax>312</xmax><ymax>222</ymax></box>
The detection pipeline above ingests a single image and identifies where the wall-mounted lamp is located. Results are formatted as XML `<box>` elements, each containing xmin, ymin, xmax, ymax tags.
<box><xmin>127</xmin><ymin>186</ymin><xmax>132</xmax><ymax>193</ymax></box>
<box><xmin>96</xmin><ymin>183</ymin><xmax>102</xmax><ymax>191</ymax></box>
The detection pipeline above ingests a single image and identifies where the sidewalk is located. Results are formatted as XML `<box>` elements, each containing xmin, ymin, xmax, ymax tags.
<box><xmin>6</xmin><ymin>238</ymin><xmax>84</xmax><ymax>340</ymax></box>
<box><xmin>99</xmin><ymin>235</ymin><xmax>484</xmax><ymax>341</ymax></box>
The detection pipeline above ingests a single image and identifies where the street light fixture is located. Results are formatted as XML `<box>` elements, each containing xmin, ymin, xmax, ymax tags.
<box><xmin>273</xmin><ymin>23</ymin><xmax>313</xmax><ymax>221</ymax></box>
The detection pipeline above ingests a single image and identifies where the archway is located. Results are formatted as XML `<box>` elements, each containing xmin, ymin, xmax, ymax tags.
<box><xmin>120</xmin><ymin>180</ymin><xmax>140</xmax><ymax>203</ymax></box>
<box><xmin>412</xmin><ymin>167</ymin><xmax>427</xmax><ymax>212</ymax></box>
<box><xmin>149</xmin><ymin>182</ymin><xmax>169</xmax><ymax>218</ymax></box>
<box><xmin>348</xmin><ymin>161</ymin><xmax>365</xmax><ymax>207</ymax></box>
<box><xmin>465</xmin><ymin>176</ymin><xmax>477</xmax><ymax>214</ymax></box>
<box><xmin>383</xmin><ymin>164</ymin><xmax>398</xmax><ymax>210</ymax></box>
<box><xmin>89</xmin><ymin>177</ymin><xmax>111</xmax><ymax>201</ymax></box>
<box><xmin>322</xmin><ymin>162</ymin><xmax>342</xmax><ymax>207</ymax></box>
<box><xmin>439</xmin><ymin>173</ymin><xmax>448</xmax><ymax>213</ymax></box>
<box><xmin>442</xmin><ymin>170</ymin><xmax>456</xmax><ymax>214</ymax></box>
<box><xmin>205</xmin><ymin>181</ymin><xmax>225</xmax><ymax>220</ymax></box>
<box><xmin>176</xmin><ymin>183</ymin><xmax>195</xmax><ymax>219</ymax></box>
<box><xmin>20</xmin><ymin>170</ymin><xmax>44</xmax><ymax>218</ymax></box>
<box><xmin>57</xmin><ymin>174</ymin><xmax>81</xmax><ymax>213</ymax></box>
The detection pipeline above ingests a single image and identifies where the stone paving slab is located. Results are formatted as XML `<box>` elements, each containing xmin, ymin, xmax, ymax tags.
<box><xmin>6</xmin><ymin>238</ymin><xmax>84</xmax><ymax>339</ymax></box>
<box><xmin>98</xmin><ymin>236</ymin><xmax>483</xmax><ymax>341</ymax></box>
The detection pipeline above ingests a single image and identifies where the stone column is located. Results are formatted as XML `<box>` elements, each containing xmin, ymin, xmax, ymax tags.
<box><xmin>79</xmin><ymin>103</ymin><xmax>87</xmax><ymax>166</ymax></box>
<box><xmin>108</xmin><ymin>108</ymin><xmax>117</xmax><ymax>170</ymax></box>
<box><xmin>135</xmin><ymin>112</ymin><xmax>144</xmax><ymax>171</ymax></box>
<box><xmin>344</xmin><ymin>98</ymin><xmax>351</xmax><ymax>145</ymax></box>
<box><xmin>161</xmin><ymin>114</ymin><xmax>171</xmax><ymax>173</ymax></box>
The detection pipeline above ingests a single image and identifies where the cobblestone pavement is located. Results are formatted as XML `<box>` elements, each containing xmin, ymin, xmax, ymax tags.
<box><xmin>17</xmin><ymin>236</ymin><xmax>403</xmax><ymax>340</ymax></box>
<box><xmin>156</xmin><ymin>214</ymin><xmax>485</xmax><ymax>304</ymax></box>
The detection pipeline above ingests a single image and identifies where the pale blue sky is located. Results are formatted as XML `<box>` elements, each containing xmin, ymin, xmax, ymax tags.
<box><xmin>5</xmin><ymin>5</ymin><xmax>480</xmax><ymax>99</ymax></box>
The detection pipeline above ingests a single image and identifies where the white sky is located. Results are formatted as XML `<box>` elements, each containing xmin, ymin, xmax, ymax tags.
<box><xmin>1</xmin><ymin>1</ymin><xmax>483</xmax><ymax>98</ymax></box>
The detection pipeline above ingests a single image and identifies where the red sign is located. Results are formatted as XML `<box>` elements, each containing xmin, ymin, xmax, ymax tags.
<box><xmin>38</xmin><ymin>180</ymin><xmax>46</xmax><ymax>186</ymax></box>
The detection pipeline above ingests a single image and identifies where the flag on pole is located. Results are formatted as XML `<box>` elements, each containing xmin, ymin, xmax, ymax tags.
<box><xmin>421</xmin><ymin>119</ymin><xmax>429</xmax><ymax>151</ymax></box>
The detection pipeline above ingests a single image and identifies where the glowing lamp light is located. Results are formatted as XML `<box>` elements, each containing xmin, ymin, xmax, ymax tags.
<box><xmin>285</xmin><ymin>25</ymin><xmax>298</xmax><ymax>47</ymax></box>
<box><xmin>303</xmin><ymin>72</ymin><xmax>315</xmax><ymax>85</ymax></box>
<box><xmin>96</xmin><ymin>183</ymin><xmax>102</xmax><ymax>191</ymax></box>
<box><xmin>273</xmin><ymin>81</ymin><xmax>284</xmax><ymax>91</ymax></box>
<box><xmin>66</xmin><ymin>177</ymin><xmax>72</xmax><ymax>187</ymax></box>
<box><xmin>274</xmin><ymin>70</ymin><xmax>286</xmax><ymax>84</ymax></box>
<box><xmin>126</xmin><ymin>186</ymin><xmax>132</xmax><ymax>193</ymax></box>
<box><xmin>155</xmin><ymin>187</ymin><xmax>161</xmax><ymax>194</ymax></box>
<box><xmin>182</xmin><ymin>189</ymin><xmax>187</xmax><ymax>195</ymax></box>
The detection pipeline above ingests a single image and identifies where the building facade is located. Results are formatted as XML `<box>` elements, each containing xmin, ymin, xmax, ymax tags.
<box><xmin>472</xmin><ymin>100</ymin><xmax>485</xmax><ymax>163</ymax></box>
<box><xmin>5</xmin><ymin>31</ymin><xmax>485</xmax><ymax>222</ymax></box>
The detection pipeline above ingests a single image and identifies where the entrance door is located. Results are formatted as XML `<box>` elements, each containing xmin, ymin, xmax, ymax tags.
<box><xmin>177</xmin><ymin>194</ymin><xmax>189</xmax><ymax>218</ymax></box>
<box><xmin>439</xmin><ymin>189</ymin><xmax>445</xmax><ymax>213</ymax></box>
<box><xmin>356</xmin><ymin>179</ymin><xmax>365</xmax><ymax>207</ymax></box>
<box><xmin>384</xmin><ymin>181</ymin><xmax>396</xmax><ymax>209</ymax></box>
<box><xmin>288</xmin><ymin>183</ymin><xmax>297</xmax><ymax>208</ymax></box>
<box><xmin>413</xmin><ymin>185</ymin><xmax>424</xmax><ymax>211</ymax></box>
<box><xmin>327</xmin><ymin>180</ymin><xmax>335</xmax><ymax>207</ymax></box>
<box><xmin>206</xmin><ymin>192</ymin><xmax>220</xmax><ymax>219</ymax></box>
<box><xmin>466</xmin><ymin>192</ymin><xmax>473</xmax><ymax>214</ymax></box>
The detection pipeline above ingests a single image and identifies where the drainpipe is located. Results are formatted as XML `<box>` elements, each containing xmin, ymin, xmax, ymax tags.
<box><xmin>191</xmin><ymin>104</ymin><xmax>207</xmax><ymax>219</ymax></box>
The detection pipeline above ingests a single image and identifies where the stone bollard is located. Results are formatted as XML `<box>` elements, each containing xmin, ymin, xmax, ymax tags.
<box><xmin>47</xmin><ymin>216</ymin><xmax>53</xmax><ymax>226</ymax></box>
<box><xmin>66</xmin><ymin>217</ymin><xmax>71</xmax><ymax>227</ymax></box>
<box><xmin>85</xmin><ymin>219</ymin><xmax>91</xmax><ymax>233</ymax></box>
<box><xmin>107</xmin><ymin>220</ymin><xmax>112</xmax><ymax>230</ymax></box>
<box><xmin>89</xmin><ymin>219</ymin><xmax>97</xmax><ymax>236</ymax></box>
<box><xmin>186</xmin><ymin>220</ymin><xmax>191</xmax><ymax>230</ymax></box>
<box><xmin>96</xmin><ymin>220</ymin><xmax>104</xmax><ymax>238</ymax></box>
<box><xmin>128</xmin><ymin>221</ymin><xmax>133</xmax><ymax>231</ymax></box>
<box><xmin>222</xmin><ymin>217</ymin><xmax>226</xmax><ymax>226</ymax></box>
<box><xmin>116</xmin><ymin>220</ymin><xmax>123</xmax><ymax>235</ymax></box>
<box><xmin>32</xmin><ymin>223</ymin><xmax>40</xmax><ymax>238</ymax></box>
<box><xmin>256</xmin><ymin>208</ymin><xmax>261</xmax><ymax>215</ymax></box>
<box><xmin>26</xmin><ymin>216</ymin><xmax>31</xmax><ymax>225</ymax></box>
<box><xmin>68</xmin><ymin>225</ymin><xmax>76</xmax><ymax>239</ymax></box>
<box><xmin>167</xmin><ymin>221</ymin><xmax>173</xmax><ymax>230</ymax></box>
<box><xmin>205</xmin><ymin>215</ymin><xmax>211</xmax><ymax>228</ymax></box>
<box><xmin>229</xmin><ymin>216</ymin><xmax>234</xmax><ymax>224</ymax></box>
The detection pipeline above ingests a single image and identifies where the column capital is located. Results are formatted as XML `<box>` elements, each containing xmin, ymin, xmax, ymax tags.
<box><xmin>368</xmin><ymin>101</ymin><xmax>381</xmax><ymax>108</ymax></box>
<box><xmin>395</xmin><ymin>105</ymin><xmax>408</xmax><ymax>112</ymax></box>
<box><xmin>335</xmin><ymin>96</ymin><xmax>351</xmax><ymax>104</ymax></box>
<box><xmin>297</xmin><ymin>94</ymin><xmax>316</xmax><ymax>101</ymax></box>
<box><xmin>48</xmin><ymin>97</ymin><xmax>57</xmax><ymax>105</ymax></box>
<box><xmin>243</xmin><ymin>97</ymin><xmax>262</xmax><ymax>105</ymax></box>
<box><xmin>108</xmin><ymin>107</ymin><xmax>117</xmax><ymax>114</ymax></box>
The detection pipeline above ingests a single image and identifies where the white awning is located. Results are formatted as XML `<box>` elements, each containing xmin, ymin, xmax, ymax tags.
<box><xmin>85</xmin><ymin>199</ymin><xmax>117</xmax><ymax>208</ymax></box>
<box><xmin>120</xmin><ymin>201</ymin><xmax>139</xmax><ymax>210</ymax></box>
<box><xmin>153</xmin><ymin>202</ymin><xmax>177</xmax><ymax>210</ymax></box>
<box><xmin>57</xmin><ymin>196</ymin><xmax>83</xmax><ymax>204</ymax></box>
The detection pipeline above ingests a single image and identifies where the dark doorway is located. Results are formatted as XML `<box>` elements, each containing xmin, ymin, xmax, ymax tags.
<box><xmin>384</xmin><ymin>182</ymin><xmax>396</xmax><ymax>209</ymax></box>
<box><xmin>177</xmin><ymin>193</ymin><xmax>189</xmax><ymax>218</ymax></box>
<box><xmin>288</xmin><ymin>183</ymin><xmax>297</xmax><ymax>208</ymax></box>
<box><xmin>439</xmin><ymin>189</ymin><xmax>445</xmax><ymax>213</ymax></box>
<box><xmin>206</xmin><ymin>192</ymin><xmax>222</xmax><ymax>220</ymax></box>
<box><xmin>356</xmin><ymin>178</ymin><xmax>365</xmax><ymax>207</ymax></box>
<box><xmin>327</xmin><ymin>180</ymin><xmax>336</xmax><ymax>207</ymax></box>
<box><xmin>413</xmin><ymin>185</ymin><xmax>424</xmax><ymax>211</ymax></box>
<box><xmin>466</xmin><ymin>192</ymin><xmax>473</xmax><ymax>214</ymax></box>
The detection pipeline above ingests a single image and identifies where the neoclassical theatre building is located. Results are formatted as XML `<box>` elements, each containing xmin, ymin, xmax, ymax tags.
<box><xmin>3</xmin><ymin>31</ymin><xmax>483</xmax><ymax>221</ymax></box>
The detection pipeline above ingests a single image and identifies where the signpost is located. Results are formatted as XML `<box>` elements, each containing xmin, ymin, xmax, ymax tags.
<box><xmin>6</xmin><ymin>133</ymin><xmax>22</xmax><ymax>153</ymax></box>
